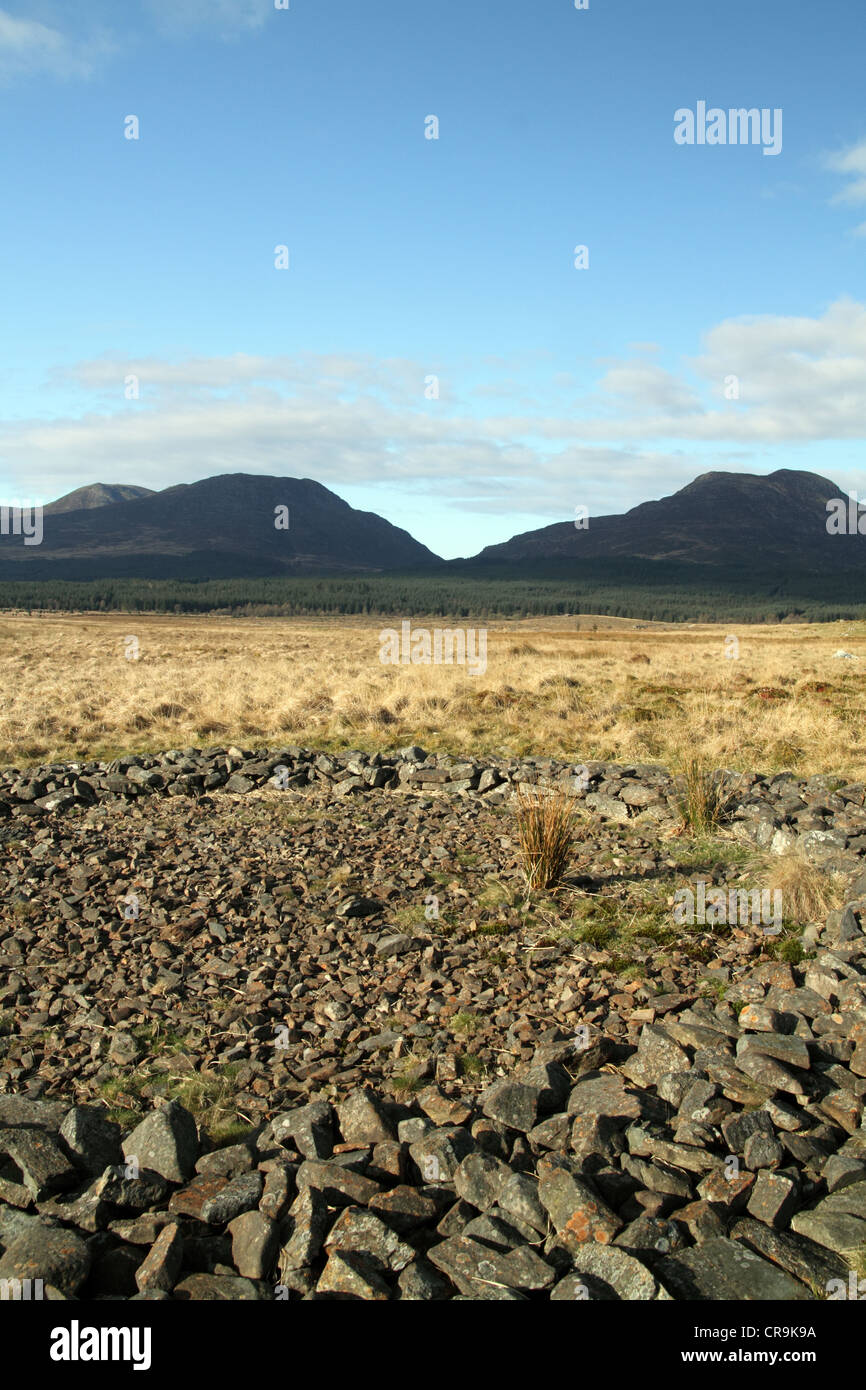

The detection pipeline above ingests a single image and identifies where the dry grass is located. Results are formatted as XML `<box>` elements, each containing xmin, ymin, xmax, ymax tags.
<box><xmin>763</xmin><ymin>846</ymin><xmax>848</xmax><ymax>926</ymax></box>
<box><xmin>2</xmin><ymin>610</ymin><xmax>866</xmax><ymax>777</ymax></box>
<box><xmin>514</xmin><ymin>786</ymin><xmax>578</xmax><ymax>892</ymax></box>
<box><xmin>674</xmin><ymin>753</ymin><xmax>739</xmax><ymax>834</ymax></box>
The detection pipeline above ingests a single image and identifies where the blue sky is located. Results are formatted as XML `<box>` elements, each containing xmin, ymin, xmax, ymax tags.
<box><xmin>1</xmin><ymin>0</ymin><xmax>864</xmax><ymax>558</ymax></box>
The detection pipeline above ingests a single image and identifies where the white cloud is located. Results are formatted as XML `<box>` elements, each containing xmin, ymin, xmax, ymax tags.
<box><xmin>491</xmin><ymin>299</ymin><xmax>866</xmax><ymax>445</ymax></box>
<box><xmin>0</xmin><ymin>9</ymin><xmax>115</xmax><ymax>81</ymax></box>
<box><xmin>597</xmin><ymin>361</ymin><xmax>701</xmax><ymax>415</ymax></box>
<box><xmin>7</xmin><ymin>297</ymin><xmax>866</xmax><ymax>522</ymax></box>
<box><xmin>825</xmin><ymin>139</ymin><xmax>866</xmax><ymax>205</ymax></box>
<box><xmin>143</xmin><ymin>0</ymin><xmax>272</xmax><ymax>37</ymax></box>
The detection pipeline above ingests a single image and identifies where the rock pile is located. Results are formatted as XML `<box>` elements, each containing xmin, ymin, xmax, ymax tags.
<box><xmin>2</xmin><ymin>741</ymin><xmax>865</xmax><ymax>1300</ymax></box>
<box><xmin>1</xmin><ymin>894</ymin><xmax>864</xmax><ymax>1300</ymax></box>
<box><xmin>2</xmin><ymin>744</ymin><xmax>865</xmax><ymax>860</ymax></box>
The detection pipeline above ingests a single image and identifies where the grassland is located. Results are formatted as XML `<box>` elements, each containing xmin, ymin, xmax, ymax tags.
<box><xmin>3</xmin><ymin>610</ymin><xmax>866</xmax><ymax>779</ymax></box>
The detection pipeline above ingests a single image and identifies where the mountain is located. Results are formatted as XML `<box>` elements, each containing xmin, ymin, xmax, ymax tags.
<box><xmin>467</xmin><ymin>469</ymin><xmax>865</xmax><ymax>572</ymax></box>
<box><xmin>4</xmin><ymin>468</ymin><xmax>863</xmax><ymax>584</ymax></box>
<box><xmin>0</xmin><ymin>474</ymin><xmax>441</xmax><ymax>579</ymax></box>
<box><xmin>43</xmin><ymin>483</ymin><xmax>155</xmax><ymax>514</ymax></box>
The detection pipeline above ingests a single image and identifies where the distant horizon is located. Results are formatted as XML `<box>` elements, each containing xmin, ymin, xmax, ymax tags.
<box><xmin>1</xmin><ymin>461</ymin><xmax>857</xmax><ymax>568</ymax></box>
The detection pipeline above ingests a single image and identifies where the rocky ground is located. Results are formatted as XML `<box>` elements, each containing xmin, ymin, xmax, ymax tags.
<box><xmin>0</xmin><ymin>744</ymin><xmax>865</xmax><ymax>1299</ymax></box>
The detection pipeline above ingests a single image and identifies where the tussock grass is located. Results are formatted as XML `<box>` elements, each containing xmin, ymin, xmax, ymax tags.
<box><xmin>762</xmin><ymin>847</ymin><xmax>847</xmax><ymax>926</ymax></box>
<box><xmin>674</xmin><ymin>753</ymin><xmax>737</xmax><ymax>835</ymax></box>
<box><xmin>514</xmin><ymin>785</ymin><xmax>577</xmax><ymax>892</ymax></box>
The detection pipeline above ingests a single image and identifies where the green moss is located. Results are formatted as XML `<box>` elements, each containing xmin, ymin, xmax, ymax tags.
<box><xmin>770</xmin><ymin>935</ymin><xmax>808</xmax><ymax>966</ymax></box>
<box><xmin>456</xmin><ymin>1053</ymin><xmax>485</xmax><ymax>1078</ymax></box>
<box><xmin>451</xmin><ymin>1011</ymin><xmax>481</xmax><ymax>1036</ymax></box>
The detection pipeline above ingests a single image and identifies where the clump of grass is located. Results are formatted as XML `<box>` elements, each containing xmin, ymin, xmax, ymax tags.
<box><xmin>674</xmin><ymin>755</ymin><xmax>735</xmax><ymax>835</ymax></box>
<box><xmin>514</xmin><ymin>785</ymin><xmax>577</xmax><ymax>892</ymax></box>
<box><xmin>699</xmin><ymin>977</ymin><xmax>729</xmax><ymax>1001</ymax></box>
<box><xmin>389</xmin><ymin>1064</ymin><xmax>427</xmax><ymax>1095</ymax></box>
<box><xmin>456</xmin><ymin>1053</ymin><xmax>485</xmax><ymax>1078</ymax></box>
<box><xmin>451</xmin><ymin>1011</ymin><xmax>480</xmax><ymax>1037</ymax></box>
<box><xmin>98</xmin><ymin>1059</ymin><xmax>249</xmax><ymax>1143</ymax></box>
<box><xmin>476</xmin><ymin>920</ymin><xmax>511</xmax><ymax>936</ymax></box>
<box><xmin>568</xmin><ymin>920</ymin><xmax>612</xmax><ymax>948</ymax></box>
<box><xmin>762</xmin><ymin>846</ymin><xmax>846</xmax><ymax>926</ymax></box>
<box><xmin>769</xmin><ymin>934</ymin><xmax>808</xmax><ymax>966</ymax></box>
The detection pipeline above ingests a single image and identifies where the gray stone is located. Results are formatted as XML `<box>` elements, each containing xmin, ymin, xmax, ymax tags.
<box><xmin>397</xmin><ymin>1257</ymin><xmax>452</xmax><ymax>1300</ymax></box>
<box><xmin>174</xmin><ymin>1273</ymin><xmax>268</xmax><ymax>1300</ymax></box>
<box><xmin>568</xmin><ymin>1243</ymin><xmax>661</xmax><ymax>1300</ymax></box>
<box><xmin>325</xmin><ymin>1206</ymin><xmax>415</xmax><ymax>1273</ymax></box>
<box><xmin>614</xmin><ymin>1215</ymin><xmax>687</xmax><ymax>1258</ymax></box>
<box><xmin>822</xmin><ymin>1153</ymin><xmax>866</xmax><ymax>1193</ymax></box>
<box><xmin>746</xmin><ymin>1170</ymin><xmax>799</xmax><ymax>1227</ymax></box>
<box><xmin>200</xmin><ymin>1170</ymin><xmax>264</xmax><ymax>1225</ymax></box>
<box><xmin>736</xmin><ymin>1032</ymin><xmax>810</xmax><ymax>1071</ymax></box>
<box><xmin>497</xmin><ymin>1171</ymin><xmax>549</xmax><ymax>1235</ymax></box>
<box><xmin>295</xmin><ymin>1159</ymin><xmax>383</xmax><ymax>1207</ymax></box>
<box><xmin>621</xmin><ymin>1025</ymin><xmax>691</xmax><ymax>1087</ymax></box>
<box><xmin>0</xmin><ymin>1127</ymin><xmax>78</xmax><ymax>1200</ymax></box>
<box><xmin>480</xmin><ymin>1079</ymin><xmax>545</xmax><ymax>1133</ymax></box>
<box><xmin>122</xmin><ymin>1101</ymin><xmax>198</xmax><ymax>1184</ymax></box>
<box><xmin>270</xmin><ymin>1100</ymin><xmax>334</xmax><ymax>1159</ymax></box>
<box><xmin>279</xmin><ymin>1186</ymin><xmax>329</xmax><ymax>1270</ymax></box>
<box><xmin>0</xmin><ymin>1223</ymin><xmax>91</xmax><ymax>1297</ymax></box>
<box><xmin>537</xmin><ymin>1154</ymin><xmax>622</xmax><ymax>1247</ymax></box>
<box><xmin>730</xmin><ymin>1218</ymin><xmax>850</xmax><ymax>1292</ymax></box>
<box><xmin>375</xmin><ymin>933</ymin><xmax>413</xmax><ymax>958</ymax></box>
<box><xmin>194</xmin><ymin>1143</ymin><xmax>254</xmax><ymax>1180</ymax></box>
<box><xmin>656</xmin><ymin>1237</ymin><xmax>812</xmax><ymax>1300</ymax></box>
<box><xmin>743</xmin><ymin>1131</ymin><xmax>784</xmax><ymax>1170</ymax></box>
<box><xmin>790</xmin><ymin>1179</ymin><xmax>866</xmax><ymax>1254</ymax></box>
<box><xmin>134</xmin><ymin>1222</ymin><xmax>183</xmax><ymax>1293</ymax></box>
<box><xmin>337</xmin><ymin>1088</ymin><xmax>396</xmax><ymax>1145</ymax></box>
<box><xmin>427</xmin><ymin>1235</ymin><xmax>546</xmax><ymax>1296</ymax></box>
<box><xmin>59</xmin><ymin>1107</ymin><xmax>123</xmax><ymax>1177</ymax></box>
<box><xmin>453</xmin><ymin>1153</ymin><xmax>512</xmax><ymax>1211</ymax></box>
<box><xmin>721</xmin><ymin>1108</ymin><xmax>776</xmax><ymax>1154</ymax></box>
<box><xmin>735</xmin><ymin>1050</ymin><xmax>809</xmax><ymax>1097</ymax></box>
<box><xmin>567</xmin><ymin>1072</ymin><xmax>649</xmax><ymax>1124</ymax></box>
<box><xmin>408</xmin><ymin>1128</ymin><xmax>474</xmax><ymax>1184</ymax></box>
<box><xmin>316</xmin><ymin>1250</ymin><xmax>391</xmax><ymax>1300</ymax></box>
<box><xmin>227</xmin><ymin>1210</ymin><xmax>279</xmax><ymax>1280</ymax></box>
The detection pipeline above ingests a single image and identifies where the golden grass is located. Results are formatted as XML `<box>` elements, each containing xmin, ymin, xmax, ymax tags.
<box><xmin>2</xmin><ymin>610</ymin><xmax>866</xmax><ymax>777</ymax></box>
<box><xmin>514</xmin><ymin>786</ymin><xmax>578</xmax><ymax>892</ymax></box>
<box><xmin>673</xmin><ymin>752</ymin><xmax>738</xmax><ymax>834</ymax></box>
<box><xmin>762</xmin><ymin>846</ymin><xmax>848</xmax><ymax>927</ymax></box>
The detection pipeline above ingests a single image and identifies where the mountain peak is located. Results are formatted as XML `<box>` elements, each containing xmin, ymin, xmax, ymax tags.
<box><xmin>4</xmin><ymin>473</ymin><xmax>441</xmax><ymax>579</ymax></box>
<box><xmin>44</xmin><ymin>483</ymin><xmax>155</xmax><ymax>515</ymax></box>
<box><xmin>473</xmin><ymin>467</ymin><xmax>857</xmax><ymax>570</ymax></box>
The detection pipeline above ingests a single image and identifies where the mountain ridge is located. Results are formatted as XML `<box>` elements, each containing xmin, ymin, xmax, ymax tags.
<box><xmin>2</xmin><ymin>467</ymin><xmax>862</xmax><ymax>580</ymax></box>
<box><xmin>0</xmin><ymin>474</ymin><xmax>441</xmax><ymax>579</ymax></box>
<box><xmin>465</xmin><ymin>468</ymin><xmax>861</xmax><ymax>571</ymax></box>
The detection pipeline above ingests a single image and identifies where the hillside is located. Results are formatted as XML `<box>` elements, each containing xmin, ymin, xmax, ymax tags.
<box><xmin>0</xmin><ymin>474</ymin><xmax>441</xmax><ymax>579</ymax></box>
<box><xmin>469</xmin><ymin>469</ymin><xmax>865</xmax><ymax>571</ymax></box>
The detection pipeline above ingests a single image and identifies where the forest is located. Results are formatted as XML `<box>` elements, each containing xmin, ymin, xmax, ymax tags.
<box><xmin>1</xmin><ymin>558</ymin><xmax>865</xmax><ymax>622</ymax></box>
